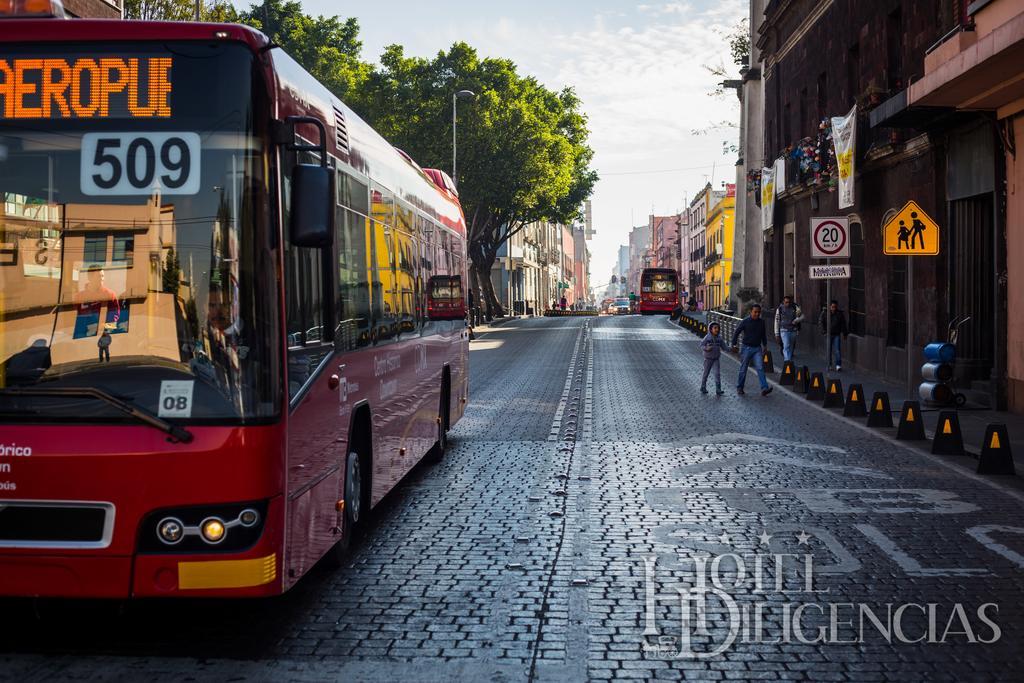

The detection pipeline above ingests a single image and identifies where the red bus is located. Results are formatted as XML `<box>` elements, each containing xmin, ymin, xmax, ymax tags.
<box><xmin>638</xmin><ymin>268</ymin><xmax>679</xmax><ymax>315</ymax></box>
<box><xmin>0</xmin><ymin>7</ymin><xmax>469</xmax><ymax>598</ymax></box>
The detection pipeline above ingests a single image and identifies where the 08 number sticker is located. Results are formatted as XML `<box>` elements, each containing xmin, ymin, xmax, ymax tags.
<box><xmin>81</xmin><ymin>132</ymin><xmax>201</xmax><ymax>196</ymax></box>
<box><xmin>158</xmin><ymin>380</ymin><xmax>195</xmax><ymax>418</ymax></box>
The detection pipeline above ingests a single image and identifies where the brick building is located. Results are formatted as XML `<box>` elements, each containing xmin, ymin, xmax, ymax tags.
<box><xmin>757</xmin><ymin>0</ymin><xmax>1005</xmax><ymax>408</ymax></box>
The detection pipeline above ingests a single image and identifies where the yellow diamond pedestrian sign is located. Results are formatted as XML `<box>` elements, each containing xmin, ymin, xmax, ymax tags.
<box><xmin>884</xmin><ymin>201</ymin><xmax>940</xmax><ymax>255</ymax></box>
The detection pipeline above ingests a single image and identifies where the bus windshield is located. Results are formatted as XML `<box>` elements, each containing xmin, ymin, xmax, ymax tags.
<box><xmin>430</xmin><ymin>276</ymin><xmax>462</xmax><ymax>300</ymax></box>
<box><xmin>0</xmin><ymin>42</ymin><xmax>279</xmax><ymax>424</ymax></box>
<box><xmin>642</xmin><ymin>272</ymin><xmax>677</xmax><ymax>293</ymax></box>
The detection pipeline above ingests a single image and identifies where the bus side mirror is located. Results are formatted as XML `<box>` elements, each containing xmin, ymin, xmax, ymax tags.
<box><xmin>289</xmin><ymin>164</ymin><xmax>334</xmax><ymax>248</ymax></box>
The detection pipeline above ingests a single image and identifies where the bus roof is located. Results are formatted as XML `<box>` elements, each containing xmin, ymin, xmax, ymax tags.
<box><xmin>1</xmin><ymin>18</ymin><xmax>467</xmax><ymax>239</ymax></box>
<box><xmin>0</xmin><ymin>19</ymin><xmax>271</xmax><ymax>50</ymax></box>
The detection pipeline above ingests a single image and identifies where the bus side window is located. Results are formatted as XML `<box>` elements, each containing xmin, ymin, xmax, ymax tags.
<box><xmin>370</xmin><ymin>185</ymin><xmax>398</xmax><ymax>343</ymax></box>
<box><xmin>335</xmin><ymin>172</ymin><xmax>371</xmax><ymax>350</ymax></box>
<box><xmin>393</xmin><ymin>226</ymin><xmax>416</xmax><ymax>335</ymax></box>
<box><xmin>282</xmin><ymin>162</ymin><xmax>332</xmax><ymax>401</ymax></box>
<box><xmin>418</xmin><ymin>216</ymin><xmax>433</xmax><ymax>332</ymax></box>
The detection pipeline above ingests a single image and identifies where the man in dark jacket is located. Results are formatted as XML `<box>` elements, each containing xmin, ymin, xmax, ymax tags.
<box><xmin>819</xmin><ymin>300</ymin><xmax>849</xmax><ymax>371</ymax></box>
<box><xmin>730</xmin><ymin>304</ymin><xmax>773</xmax><ymax>396</ymax></box>
<box><xmin>774</xmin><ymin>295</ymin><xmax>805</xmax><ymax>362</ymax></box>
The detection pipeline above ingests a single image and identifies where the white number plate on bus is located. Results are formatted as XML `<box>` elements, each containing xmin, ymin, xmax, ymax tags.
<box><xmin>81</xmin><ymin>132</ymin><xmax>201</xmax><ymax>195</ymax></box>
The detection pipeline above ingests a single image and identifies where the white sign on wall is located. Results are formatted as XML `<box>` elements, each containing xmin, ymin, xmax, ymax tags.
<box><xmin>810</xmin><ymin>217</ymin><xmax>850</xmax><ymax>259</ymax></box>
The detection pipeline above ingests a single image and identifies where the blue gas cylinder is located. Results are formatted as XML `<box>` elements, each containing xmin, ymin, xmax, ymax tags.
<box><xmin>923</xmin><ymin>342</ymin><xmax>955</xmax><ymax>363</ymax></box>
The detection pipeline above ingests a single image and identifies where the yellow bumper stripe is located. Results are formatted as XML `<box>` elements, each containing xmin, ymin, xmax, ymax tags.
<box><xmin>178</xmin><ymin>553</ymin><xmax>277</xmax><ymax>590</ymax></box>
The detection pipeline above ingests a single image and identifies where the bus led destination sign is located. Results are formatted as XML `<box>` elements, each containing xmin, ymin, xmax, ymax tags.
<box><xmin>0</xmin><ymin>56</ymin><xmax>172</xmax><ymax>120</ymax></box>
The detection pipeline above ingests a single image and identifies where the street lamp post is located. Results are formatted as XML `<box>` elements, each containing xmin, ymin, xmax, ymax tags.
<box><xmin>452</xmin><ymin>89</ymin><xmax>476</xmax><ymax>188</ymax></box>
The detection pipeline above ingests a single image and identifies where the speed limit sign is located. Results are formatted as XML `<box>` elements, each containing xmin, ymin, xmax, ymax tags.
<box><xmin>810</xmin><ymin>217</ymin><xmax>850</xmax><ymax>259</ymax></box>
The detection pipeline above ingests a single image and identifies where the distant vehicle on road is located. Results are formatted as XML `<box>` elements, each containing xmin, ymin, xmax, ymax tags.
<box><xmin>0</xmin><ymin>10</ymin><xmax>468</xmax><ymax>599</ymax></box>
<box><xmin>638</xmin><ymin>268</ymin><xmax>679</xmax><ymax>315</ymax></box>
<box><xmin>614</xmin><ymin>297</ymin><xmax>631</xmax><ymax>314</ymax></box>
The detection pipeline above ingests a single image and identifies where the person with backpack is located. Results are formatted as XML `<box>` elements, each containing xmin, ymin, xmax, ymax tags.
<box><xmin>774</xmin><ymin>295</ymin><xmax>805</xmax><ymax>362</ymax></box>
<box><xmin>700</xmin><ymin>322</ymin><xmax>727</xmax><ymax>395</ymax></box>
<box><xmin>819</xmin><ymin>300</ymin><xmax>849</xmax><ymax>371</ymax></box>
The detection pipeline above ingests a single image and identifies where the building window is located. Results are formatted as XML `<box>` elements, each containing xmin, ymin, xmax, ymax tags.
<box><xmin>848</xmin><ymin>222</ymin><xmax>865</xmax><ymax>335</ymax></box>
<box><xmin>887</xmin><ymin>254</ymin><xmax>906</xmax><ymax>348</ymax></box>
<box><xmin>112</xmin><ymin>235</ymin><xmax>134</xmax><ymax>267</ymax></box>
<box><xmin>84</xmin><ymin>234</ymin><xmax>108</xmax><ymax>265</ymax></box>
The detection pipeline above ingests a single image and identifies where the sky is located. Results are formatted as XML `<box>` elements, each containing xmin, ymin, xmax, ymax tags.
<box><xmin>250</xmin><ymin>0</ymin><xmax>746</xmax><ymax>289</ymax></box>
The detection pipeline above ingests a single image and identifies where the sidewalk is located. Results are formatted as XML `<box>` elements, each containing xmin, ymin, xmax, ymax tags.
<box><xmin>679</xmin><ymin>311</ymin><xmax>1022</xmax><ymax>462</ymax></box>
<box><xmin>469</xmin><ymin>315</ymin><xmax>518</xmax><ymax>338</ymax></box>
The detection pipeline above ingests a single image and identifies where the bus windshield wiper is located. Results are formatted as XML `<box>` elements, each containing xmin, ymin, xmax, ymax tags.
<box><xmin>0</xmin><ymin>387</ymin><xmax>194</xmax><ymax>444</ymax></box>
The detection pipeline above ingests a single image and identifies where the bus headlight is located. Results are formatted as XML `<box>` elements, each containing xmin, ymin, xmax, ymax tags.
<box><xmin>200</xmin><ymin>517</ymin><xmax>226</xmax><ymax>544</ymax></box>
<box><xmin>157</xmin><ymin>517</ymin><xmax>184</xmax><ymax>545</ymax></box>
<box><xmin>238</xmin><ymin>509</ymin><xmax>259</xmax><ymax>527</ymax></box>
<box><xmin>138</xmin><ymin>501</ymin><xmax>268</xmax><ymax>554</ymax></box>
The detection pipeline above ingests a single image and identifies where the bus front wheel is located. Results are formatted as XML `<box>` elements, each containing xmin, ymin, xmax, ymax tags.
<box><xmin>325</xmin><ymin>450</ymin><xmax>364</xmax><ymax>566</ymax></box>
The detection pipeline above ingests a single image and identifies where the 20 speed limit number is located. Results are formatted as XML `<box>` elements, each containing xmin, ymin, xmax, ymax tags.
<box><xmin>81</xmin><ymin>132</ymin><xmax>201</xmax><ymax>195</ymax></box>
<box><xmin>810</xmin><ymin>217</ymin><xmax>850</xmax><ymax>259</ymax></box>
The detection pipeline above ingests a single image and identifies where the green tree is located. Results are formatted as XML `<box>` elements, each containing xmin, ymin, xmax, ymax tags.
<box><xmin>358</xmin><ymin>43</ymin><xmax>597</xmax><ymax>317</ymax></box>
<box><xmin>124</xmin><ymin>0</ymin><xmax>367</xmax><ymax>100</ymax></box>
<box><xmin>237</xmin><ymin>0</ymin><xmax>369</xmax><ymax>101</ymax></box>
<box><xmin>123</xmin><ymin>0</ymin><xmax>238</xmax><ymax>21</ymax></box>
<box><xmin>162</xmin><ymin>247</ymin><xmax>182</xmax><ymax>294</ymax></box>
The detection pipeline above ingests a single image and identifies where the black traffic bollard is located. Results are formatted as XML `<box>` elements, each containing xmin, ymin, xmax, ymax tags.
<box><xmin>977</xmin><ymin>424</ymin><xmax>1014</xmax><ymax>475</ymax></box>
<box><xmin>793</xmin><ymin>366</ymin><xmax>809</xmax><ymax>394</ymax></box>
<box><xmin>931</xmin><ymin>411</ymin><xmax>965</xmax><ymax>456</ymax></box>
<box><xmin>806</xmin><ymin>372</ymin><xmax>825</xmax><ymax>400</ymax></box>
<box><xmin>823</xmin><ymin>378</ymin><xmax>844</xmax><ymax>408</ymax></box>
<box><xmin>779</xmin><ymin>360</ymin><xmax>796</xmax><ymax>386</ymax></box>
<box><xmin>843</xmin><ymin>384</ymin><xmax>867</xmax><ymax>417</ymax></box>
<box><xmin>867</xmin><ymin>392</ymin><xmax>894</xmax><ymax>428</ymax></box>
<box><xmin>896</xmin><ymin>401</ymin><xmax>926</xmax><ymax>440</ymax></box>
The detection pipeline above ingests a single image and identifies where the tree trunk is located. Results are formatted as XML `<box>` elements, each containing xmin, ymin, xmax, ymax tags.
<box><xmin>479</xmin><ymin>266</ymin><xmax>502</xmax><ymax>319</ymax></box>
<box><xmin>469</xmin><ymin>250</ymin><xmax>503</xmax><ymax>319</ymax></box>
<box><xmin>468</xmin><ymin>266</ymin><xmax>482</xmax><ymax>326</ymax></box>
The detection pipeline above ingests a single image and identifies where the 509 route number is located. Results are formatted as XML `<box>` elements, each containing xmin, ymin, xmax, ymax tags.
<box><xmin>81</xmin><ymin>132</ymin><xmax>201</xmax><ymax>195</ymax></box>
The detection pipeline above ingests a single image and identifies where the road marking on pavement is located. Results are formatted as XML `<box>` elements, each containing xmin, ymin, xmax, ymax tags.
<box><xmin>548</xmin><ymin>322</ymin><xmax>586</xmax><ymax>441</ymax></box>
<box><xmin>671</xmin><ymin>452</ymin><xmax>890</xmax><ymax>479</ymax></box>
<box><xmin>662</xmin><ymin>317</ymin><xmax>1024</xmax><ymax>505</ymax></box>
<box><xmin>965</xmin><ymin>525</ymin><xmax>1024</xmax><ymax>569</ymax></box>
<box><xmin>856</xmin><ymin>523</ymin><xmax>989</xmax><ymax>576</ymax></box>
<box><xmin>684</xmin><ymin>432</ymin><xmax>848</xmax><ymax>454</ymax></box>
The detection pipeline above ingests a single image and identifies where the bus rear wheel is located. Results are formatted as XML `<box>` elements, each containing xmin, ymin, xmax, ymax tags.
<box><xmin>426</xmin><ymin>387</ymin><xmax>449</xmax><ymax>464</ymax></box>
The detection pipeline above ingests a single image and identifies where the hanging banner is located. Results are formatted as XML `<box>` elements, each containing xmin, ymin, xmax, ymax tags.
<box><xmin>760</xmin><ymin>164</ymin><xmax>775</xmax><ymax>231</ymax></box>
<box><xmin>773</xmin><ymin>156</ymin><xmax>786</xmax><ymax>196</ymax></box>
<box><xmin>831</xmin><ymin>105</ymin><xmax>857</xmax><ymax>209</ymax></box>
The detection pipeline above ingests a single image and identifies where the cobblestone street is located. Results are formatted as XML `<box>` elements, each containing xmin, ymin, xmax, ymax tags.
<box><xmin>3</xmin><ymin>315</ymin><xmax>1024</xmax><ymax>681</ymax></box>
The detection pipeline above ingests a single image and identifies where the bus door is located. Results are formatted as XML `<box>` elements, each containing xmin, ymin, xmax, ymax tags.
<box><xmin>279</xmin><ymin>119</ymin><xmax>344</xmax><ymax>579</ymax></box>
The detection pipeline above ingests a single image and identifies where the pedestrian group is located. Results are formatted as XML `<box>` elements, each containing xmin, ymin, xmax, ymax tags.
<box><xmin>695</xmin><ymin>296</ymin><xmax>850</xmax><ymax>396</ymax></box>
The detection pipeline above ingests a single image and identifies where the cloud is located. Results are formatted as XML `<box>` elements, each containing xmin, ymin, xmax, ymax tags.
<box><xmin>637</xmin><ymin>3</ymin><xmax>693</xmax><ymax>15</ymax></box>
<box><xmin>325</xmin><ymin>0</ymin><xmax>747</xmax><ymax>287</ymax></box>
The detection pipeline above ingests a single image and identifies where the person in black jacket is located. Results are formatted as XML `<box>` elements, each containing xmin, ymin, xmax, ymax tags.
<box><xmin>730</xmin><ymin>304</ymin><xmax>773</xmax><ymax>396</ymax></box>
<box><xmin>819</xmin><ymin>300</ymin><xmax>849</xmax><ymax>371</ymax></box>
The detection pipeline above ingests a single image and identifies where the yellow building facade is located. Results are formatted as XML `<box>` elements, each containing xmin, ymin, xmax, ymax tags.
<box><xmin>703</xmin><ymin>186</ymin><xmax>736</xmax><ymax>311</ymax></box>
